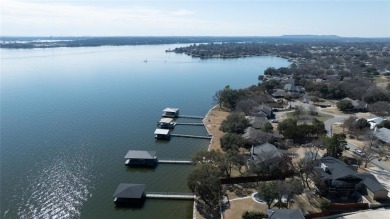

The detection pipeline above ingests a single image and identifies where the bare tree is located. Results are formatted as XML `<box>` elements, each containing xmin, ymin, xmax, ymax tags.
<box><xmin>342</xmin><ymin>115</ymin><xmax>358</xmax><ymax>134</ymax></box>
<box><xmin>361</xmin><ymin>145</ymin><xmax>377</xmax><ymax>168</ymax></box>
<box><xmin>309</xmin><ymin>105</ymin><xmax>318</xmax><ymax>116</ymax></box>
<box><xmin>293</xmin><ymin>105</ymin><xmax>305</xmax><ymax>119</ymax></box>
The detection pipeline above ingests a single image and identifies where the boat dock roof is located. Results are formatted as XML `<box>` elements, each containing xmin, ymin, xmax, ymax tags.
<box><xmin>154</xmin><ymin>129</ymin><xmax>170</xmax><ymax>135</ymax></box>
<box><xmin>163</xmin><ymin>108</ymin><xmax>179</xmax><ymax>113</ymax></box>
<box><xmin>113</xmin><ymin>183</ymin><xmax>145</xmax><ymax>199</ymax></box>
<box><xmin>159</xmin><ymin>118</ymin><xmax>174</xmax><ymax>123</ymax></box>
<box><xmin>124</xmin><ymin>150</ymin><xmax>157</xmax><ymax>159</ymax></box>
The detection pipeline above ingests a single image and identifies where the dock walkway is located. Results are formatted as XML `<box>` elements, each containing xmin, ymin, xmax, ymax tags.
<box><xmin>158</xmin><ymin>159</ymin><xmax>192</xmax><ymax>164</ymax></box>
<box><xmin>171</xmin><ymin>134</ymin><xmax>212</xmax><ymax>139</ymax></box>
<box><xmin>175</xmin><ymin>122</ymin><xmax>204</xmax><ymax>126</ymax></box>
<box><xmin>178</xmin><ymin>115</ymin><xmax>204</xmax><ymax>119</ymax></box>
<box><xmin>145</xmin><ymin>192</ymin><xmax>196</xmax><ymax>200</ymax></box>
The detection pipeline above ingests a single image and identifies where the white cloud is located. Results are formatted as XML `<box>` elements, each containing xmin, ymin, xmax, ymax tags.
<box><xmin>0</xmin><ymin>0</ymin><xmax>202</xmax><ymax>36</ymax></box>
<box><xmin>172</xmin><ymin>9</ymin><xmax>195</xmax><ymax>16</ymax></box>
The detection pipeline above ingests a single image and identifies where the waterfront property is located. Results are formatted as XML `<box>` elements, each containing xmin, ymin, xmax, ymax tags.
<box><xmin>162</xmin><ymin>108</ymin><xmax>180</xmax><ymax>118</ymax></box>
<box><xmin>124</xmin><ymin>150</ymin><xmax>157</xmax><ymax>166</ymax></box>
<box><xmin>313</xmin><ymin>156</ymin><xmax>388</xmax><ymax>201</ymax></box>
<box><xmin>157</xmin><ymin>118</ymin><xmax>176</xmax><ymax>129</ymax></box>
<box><xmin>154</xmin><ymin>128</ymin><xmax>171</xmax><ymax>140</ymax></box>
<box><xmin>113</xmin><ymin>183</ymin><xmax>146</xmax><ymax>205</ymax></box>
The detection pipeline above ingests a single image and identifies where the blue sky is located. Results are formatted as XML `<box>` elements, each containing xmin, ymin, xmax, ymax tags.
<box><xmin>1</xmin><ymin>0</ymin><xmax>389</xmax><ymax>37</ymax></box>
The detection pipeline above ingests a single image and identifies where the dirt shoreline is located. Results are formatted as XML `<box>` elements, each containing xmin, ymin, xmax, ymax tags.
<box><xmin>203</xmin><ymin>105</ymin><xmax>230</xmax><ymax>152</ymax></box>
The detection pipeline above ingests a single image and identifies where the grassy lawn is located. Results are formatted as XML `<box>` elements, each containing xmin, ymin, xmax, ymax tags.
<box><xmin>286</xmin><ymin>111</ymin><xmax>333</xmax><ymax>122</ymax></box>
<box><xmin>374</xmin><ymin>75</ymin><xmax>388</xmax><ymax>84</ymax></box>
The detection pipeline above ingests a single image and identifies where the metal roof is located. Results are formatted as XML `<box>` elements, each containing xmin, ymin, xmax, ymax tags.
<box><xmin>163</xmin><ymin>108</ymin><xmax>179</xmax><ymax>113</ymax></box>
<box><xmin>154</xmin><ymin>129</ymin><xmax>170</xmax><ymax>135</ymax></box>
<box><xmin>124</xmin><ymin>150</ymin><xmax>157</xmax><ymax>159</ymax></box>
<box><xmin>112</xmin><ymin>183</ymin><xmax>145</xmax><ymax>199</ymax></box>
<box><xmin>159</xmin><ymin>118</ymin><xmax>173</xmax><ymax>123</ymax></box>
<box><xmin>374</xmin><ymin>128</ymin><xmax>390</xmax><ymax>143</ymax></box>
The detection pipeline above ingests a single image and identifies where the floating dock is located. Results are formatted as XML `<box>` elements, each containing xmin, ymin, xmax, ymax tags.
<box><xmin>175</xmin><ymin>122</ymin><xmax>204</xmax><ymax>126</ymax></box>
<box><xmin>145</xmin><ymin>192</ymin><xmax>196</xmax><ymax>200</ymax></box>
<box><xmin>158</xmin><ymin>159</ymin><xmax>193</xmax><ymax>164</ymax></box>
<box><xmin>178</xmin><ymin>115</ymin><xmax>204</xmax><ymax>119</ymax></box>
<box><xmin>170</xmin><ymin>134</ymin><xmax>212</xmax><ymax>139</ymax></box>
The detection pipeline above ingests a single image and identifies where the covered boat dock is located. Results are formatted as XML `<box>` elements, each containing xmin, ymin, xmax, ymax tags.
<box><xmin>124</xmin><ymin>150</ymin><xmax>157</xmax><ymax>166</ymax></box>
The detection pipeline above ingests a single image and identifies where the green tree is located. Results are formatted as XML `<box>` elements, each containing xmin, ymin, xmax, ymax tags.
<box><xmin>356</xmin><ymin>118</ymin><xmax>370</xmax><ymax>130</ymax></box>
<box><xmin>262</xmin><ymin>122</ymin><xmax>274</xmax><ymax>133</ymax></box>
<box><xmin>187</xmin><ymin>163</ymin><xmax>222</xmax><ymax>217</ymax></box>
<box><xmin>220</xmin><ymin>133</ymin><xmax>245</xmax><ymax>151</ymax></box>
<box><xmin>257</xmin><ymin>181</ymin><xmax>278</xmax><ymax>209</ymax></box>
<box><xmin>277</xmin><ymin>118</ymin><xmax>297</xmax><ymax>136</ymax></box>
<box><xmin>220</xmin><ymin>113</ymin><xmax>249</xmax><ymax>134</ymax></box>
<box><xmin>219</xmin><ymin>85</ymin><xmax>245</xmax><ymax>110</ymax></box>
<box><xmin>325</xmin><ymin>134</ymin><xmax>347</xmax><ymax>158</ymax></box>
<box><xmin>311</xmin><ymin>118</ymin><xmax>327</xmax><ymax>137</ymax></box>
<box><xmin>336</xmin><ymin>100</ymin><xmax>354</xmax><ymax>112</ymax></box>
<box><xmin>242</xmin><ymin>211</ymin><xmax>267</xmax><ymax>219</ymax></box>
<box><xmin>377</xmin><ymin>120</ymin><xmax>390</xmax><ymax>129</ymax></box>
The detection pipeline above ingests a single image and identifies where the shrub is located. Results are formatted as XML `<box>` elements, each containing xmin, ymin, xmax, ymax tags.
<box><xmin>242</xmin><ymin>211</ymin><xmax>267</xmax><ymax>219</ymax></box>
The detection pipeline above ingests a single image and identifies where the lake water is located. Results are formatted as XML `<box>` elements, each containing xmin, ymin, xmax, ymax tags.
<box><xmin>0</xmin><ymin>45</ymin><xmax>289</xmax><ymax>219</ymax></box>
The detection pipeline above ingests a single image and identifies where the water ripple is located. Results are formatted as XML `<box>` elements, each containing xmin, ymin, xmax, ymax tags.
<box><xmin>16</xmin><ymin>143</ymin><xmax>96</xmax><ymax>219</ymax></box>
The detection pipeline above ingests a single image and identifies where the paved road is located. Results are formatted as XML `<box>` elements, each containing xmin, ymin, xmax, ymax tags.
<box><xmin>346</xmin><ymin>142</ymin><xmax>390</xmax><ymax>171</ymax></box>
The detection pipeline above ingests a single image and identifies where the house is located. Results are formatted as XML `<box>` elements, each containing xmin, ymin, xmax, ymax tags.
<box><xmin>253</xmin><ymin>103</ymin><xmax>273</xmax><ymax>118</ymax></box>
<box><xmin>247</xmin><ymin>116</ymin><xmax>269</xmax><ymax>129</ymax></box>
<box><xmin>242</xmin><ymin>127</ymin><xmax>263</xmax><ymax>144</ymax></box>
<box><xmin>154</xmin><ymin>128</ymin><xmax>170</xmax><ymax>140</ymax></box>
<box><xmin>272</xmin><ymin>89</ymin><xmax>289</xmax><ymax>98</ymax></box>
<box><xmin>342</xmin><ymin>97</ymin><xmax>367</xmax><ymax>112</ymax></box>
<box><xmin>313</xmin><ymin>157</ymin><xmax>388</xmax><ymax>201</ymax></box>
<box><xmin>267</xmin><ymin>209</ymin><xmax>305</xmax><ymax>219</ymax></box>
<box><xmin>113</xmin><ymin>183</ymin><xmax>146</xmax><ymax>205</ymax></box>
<box><xmin>124</xmin><ymin>150</ymin><xmax>157</xmax><ymax>166</ymax></box>
<box><xmin>374</xmin><ymin>127</ymin><xmax>390</xmax><ymax>144</ymax></box>
<box><xmin>248</xmin><ymin>142</ymin><xmax>285</xmax><ymax>167</ymax></box>
<box><xmin>157</xmin><ymin>118</ymin><xmax>176</xmax><ymax>129</ymax></box>
<box><xmin>162</xmin><ymin>107</ymin><xmax>179</xmax><ymax>118</ymax></box>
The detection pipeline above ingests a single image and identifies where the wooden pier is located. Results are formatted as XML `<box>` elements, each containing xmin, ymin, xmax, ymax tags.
<box><xmin>145</xmin><ymin>192</ymin><xmax>196</xmax><ymax>200</ymax></box>
<box><xmin>175</xmin><ymin>122</ymin><xmax>204</xmax><ymax>126</ymax></box>
<box><xmin>171</xmin><ymin>134</ymin><xmax>212</xmax><ymax>139</ymax></box>
<box><xmin>158</xmin><ymin>159</ymin><xmax>193</xmax><ymax>164</ymax></box>
<box><xmin>178</xmin><ymin>115</ymin><xmax>204</xmax><ymax>119</ymax></box>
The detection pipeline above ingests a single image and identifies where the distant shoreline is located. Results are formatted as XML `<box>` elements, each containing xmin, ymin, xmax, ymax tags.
<box><xmin>2</xmin><ymin>36</ymin><xmax>389</xmax><ymax>49</ymax></box>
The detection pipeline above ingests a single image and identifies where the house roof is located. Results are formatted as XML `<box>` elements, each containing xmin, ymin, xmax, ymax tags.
<box><xmin>112</xmin><ymin>183</ymin><xmax>145</xmax><ymax>199</ymax></box>
<box><xmin>374</xmin><ymin>128</ymin><xmax>390</xmax><ymax>143</ymax></box>
<box><xmin>154</xmin><ymin>129</ymin><xmax>170</xmax><ymax>135</ymax></box>
<box><xmin>124</xmin><ymin>150</ymin><xmax>157</xmax><ymax>159</ymax></box>
<box><xmin>251</xmin><ymin>142</ymin><xmax>282</xmax><ymax>163</ymax></box>
<box><xmin>368</xmin><ymin>117</ymin><xmax>385</xmax><ymax>124</ymax></box>
<box><xmin>316</xmin><ymin>156</ymin><xmax>359</xmax><ymax>180</ymax></box>
<box><xmin>243</xmin><ymin>127</ymin><xmax>261</xmax><ymax>141</ymax></box>
<box><xmin>284</xmin><ymin>83</ymin><xmax>295</xmax><ymax>91</ymax></box>
<box><xmin>359</xmin><ymin>175</ymin><xmax>387</xmax><ymax>192</ymax></box>
<box><xmin>272</xmin><ymin>89</ymin><xmax>288</xmax><ymax>97</ymax></box>
<box><xmin>247</xmin><ymin>116</ymin><xmax>269</xmax><ymax>129</ymax></box>
<box><xmin>267</xmin><ymin>209</ymin><xmax>305</xmax><ymax>219</ymax></box>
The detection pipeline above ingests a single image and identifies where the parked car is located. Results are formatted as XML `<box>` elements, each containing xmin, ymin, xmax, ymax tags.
<box><xmin>353</xmin><ymin>149</ymin><xmax>365</xmax><ymax>156</ymax></box>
